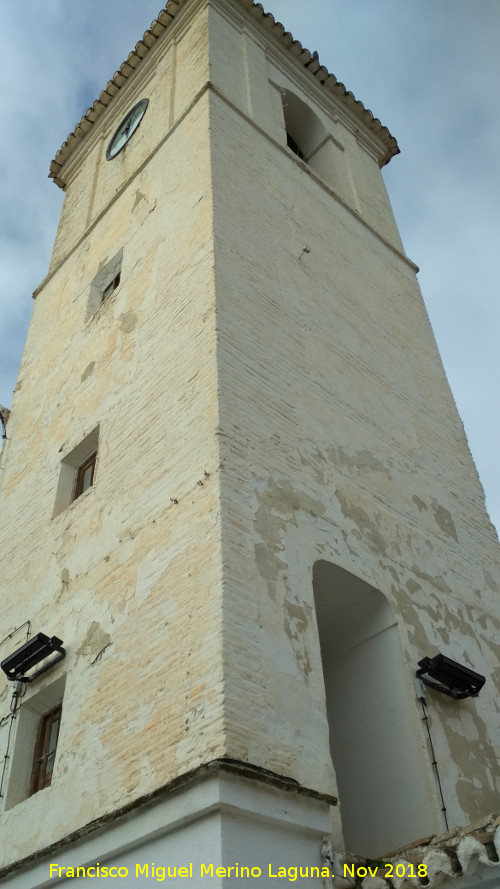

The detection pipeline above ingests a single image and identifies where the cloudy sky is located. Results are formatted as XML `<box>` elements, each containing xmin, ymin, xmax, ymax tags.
<box><xmin>0</xmin><ymin>0</ymin><xmax>498</xmax><ymax>533</ymax></box>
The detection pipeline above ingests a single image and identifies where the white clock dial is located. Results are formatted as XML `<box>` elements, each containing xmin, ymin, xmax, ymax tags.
<box><xmin>106</xmin><ymin>99</ymin><xmax>149</xmax><ymax>161</ymax></box>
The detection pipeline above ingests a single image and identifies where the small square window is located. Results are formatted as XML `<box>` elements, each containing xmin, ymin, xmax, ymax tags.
<box><xmin>53</xmin><ymin>426</ymin><xmax>99</xmax><ymax>516</ymax></box>
<box><xmin>30</xmin><ymin>703</ymin><xmax>62</xmax><ymax>795</ymax></box>
<box><xmin>87</xmin><ymin>250</ymin><xmax>123</xmax><ymax>319</ymax></box>
<box><xmin>74</xmin><ymin>452</ymin><xmax>97</xmax><ymax>500</ymax></box>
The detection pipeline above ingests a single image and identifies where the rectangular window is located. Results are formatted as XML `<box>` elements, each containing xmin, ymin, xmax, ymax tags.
<box><xmin>30</xmin><ymin>704</ymin><xmax>62</xmax><ymax>795</ymax></box>
<box><xmin>74</xmin><ymin>451</ymin><xmax>97</xmax><ymax>500</ymax></box>
<box><xmin>2</xmin><ymin>675</ymin><xmax>65</xmax><ymax>810</ymax></box>
<box><xmin>53</xmin><ymin>426</ymin><xmax>99</xmax><ymax>516</ymax></box>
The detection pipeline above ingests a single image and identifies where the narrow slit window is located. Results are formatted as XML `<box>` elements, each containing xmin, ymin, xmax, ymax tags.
<box><xmin>30</xmin><ymin>703</ymin><xmax>62</xmax><ymax>795</ymax></box>
<box><xmin>101</xmin><ymin>271</ymin><xmax>121</xmax><ymax>303</ymax></box>
<box><xmin>87</xmin><ymin>250</ymin><xmax>123</xmax><ymax>319</ymax></box>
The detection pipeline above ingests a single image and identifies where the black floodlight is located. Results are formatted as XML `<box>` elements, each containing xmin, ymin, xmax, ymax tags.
<box><xmin>417</xmin><ymin>654</ymin><xmax>485</xmax><ymax>700</ymax></box>
<box><xmin>1</xmin><ymin>633</ymin><xmax>65</xmax><ymax>683</ymax></box>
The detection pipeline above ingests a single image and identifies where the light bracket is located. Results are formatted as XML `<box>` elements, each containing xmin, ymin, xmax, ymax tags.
<box><xmin>1</xmin><ymin>633</ymin><xmax>65</xmax><ymax>683</ymax></box>
<box><xmin>416</xmin><ymin>654</ymin><xmax>485</xmax><ymax>700</ymax></box>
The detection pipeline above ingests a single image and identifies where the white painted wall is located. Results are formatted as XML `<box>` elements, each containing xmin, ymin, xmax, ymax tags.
<box><xmin>0</xmin><ymin>773</ymin><xmax>332</xmax><ymax>889</ymax></box>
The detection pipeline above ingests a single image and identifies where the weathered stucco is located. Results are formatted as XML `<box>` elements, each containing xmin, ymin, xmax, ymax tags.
<box><xmin>208</xmin><ymin>0</ymin><xmax>500</xmax><ymax>846</ymax></box>
<box><xmin>0</xmin><ymin>0</ymin><xmax>499</xmax><ymax>872</ymax></box>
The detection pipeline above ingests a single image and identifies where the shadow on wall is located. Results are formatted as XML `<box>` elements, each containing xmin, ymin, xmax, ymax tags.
<box><xmin>313</xmin><ymin>561</ymin><xmax>440</xmax><ymax>857</ymax></box>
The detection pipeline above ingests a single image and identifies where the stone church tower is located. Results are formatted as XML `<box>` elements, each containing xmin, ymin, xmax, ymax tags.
<box><xmin>1</xmin><ymin>1</ymin><xmax>499</xmax><ymax>886</ymax></box>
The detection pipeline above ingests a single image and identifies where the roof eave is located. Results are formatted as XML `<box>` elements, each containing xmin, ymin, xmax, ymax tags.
<box><xmin>48</xmin><ymin>0</ymin><xmax>399</xmax><ymax>188</ymax></box>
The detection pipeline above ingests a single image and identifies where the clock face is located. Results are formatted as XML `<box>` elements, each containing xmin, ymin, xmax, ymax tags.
<box><xmin>106</xmin><ymin>99</ymin><xmax>149</xmax><ymax>160</ymax></box>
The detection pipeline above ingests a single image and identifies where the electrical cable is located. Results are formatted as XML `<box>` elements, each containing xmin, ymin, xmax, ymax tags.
<box><xmin>0</xmin><ymin>620</ymin><xmax>31</xmax><ymax>649</ymax></box>
<box><xmin>0</xmin><ymin>682</ymin><xmax>26</xmax><ymax>799</ymax></box>
<box><xmin>0</xmin><ymin>623</ymin><xmax>30</xmax><ymax>798</ymax></box>
<box><xmin>419</xmin><ymin>695</ymin><xmax>449</xmax><ymax>831</ymax></box>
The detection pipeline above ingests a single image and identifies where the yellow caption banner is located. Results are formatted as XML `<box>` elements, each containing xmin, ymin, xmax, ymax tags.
<box><xmin>49</xmin><ymin>862</ymin><xmax>428</xmax><ymax>882</ymax></box>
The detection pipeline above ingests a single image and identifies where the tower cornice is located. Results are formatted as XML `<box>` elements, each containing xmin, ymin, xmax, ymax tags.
<box><xmin>49</xmin><ymin>0</ymin><xmax>398</xmax><ymax>188</ymax></box>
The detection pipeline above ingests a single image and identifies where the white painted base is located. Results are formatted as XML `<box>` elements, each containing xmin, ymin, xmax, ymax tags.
<box><xmin>2</xmin><ymin>766</ymin><xmax>334</xmax><ymax>888</ymax></box>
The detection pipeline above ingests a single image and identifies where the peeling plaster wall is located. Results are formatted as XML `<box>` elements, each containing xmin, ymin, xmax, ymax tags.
<box><xmin>209</xmin><ymin>7</ymin><xmax>500</xmax><ymax>840</ymax></box>
<box><xmin>1</xmin><ymin>0</ymin><xmax>500</xmax><ymax>872</ymax></box>
<box><xmin>0</xmin><ymin>5</ymin><xmax>225</xmax><ymax>867</ymax></box>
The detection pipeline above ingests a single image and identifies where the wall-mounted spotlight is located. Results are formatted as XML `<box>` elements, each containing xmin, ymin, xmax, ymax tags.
<box><xmin>1</xmin><ymin>633</ymin><xmax>65</xmax><ymax>683</ymax></box>
<box><xmin>416</xmin><ymin>654</ymin><xmax>485</xmax><ymax>700</ymax></box>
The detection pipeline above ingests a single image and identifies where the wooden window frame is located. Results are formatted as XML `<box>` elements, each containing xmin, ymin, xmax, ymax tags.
<box><xmin>30</xmin><ymin>703</ymin><xmax>62</xmax><ymax>795</ymax></box>
<box><xmin>101</xmin><ymin>271</ymin><xmax>121</xmax><ymax>303</ymax></box>
<box><xmin>73</xmin><ymin>451</ymin><xmax>97</xmax><ymax>501</ymax></box>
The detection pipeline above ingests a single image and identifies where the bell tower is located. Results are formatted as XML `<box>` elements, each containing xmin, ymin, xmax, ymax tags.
<box><xmin>1</xmin><ymin>0</ymin><xmax>499</xmax><ymax>885</ymax></box>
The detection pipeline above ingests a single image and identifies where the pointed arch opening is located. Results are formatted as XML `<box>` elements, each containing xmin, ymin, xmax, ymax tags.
<box><xmin>313</xmin><ymin>560</ymin><xmax>439</xmax><ymax>857</ymax></box>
